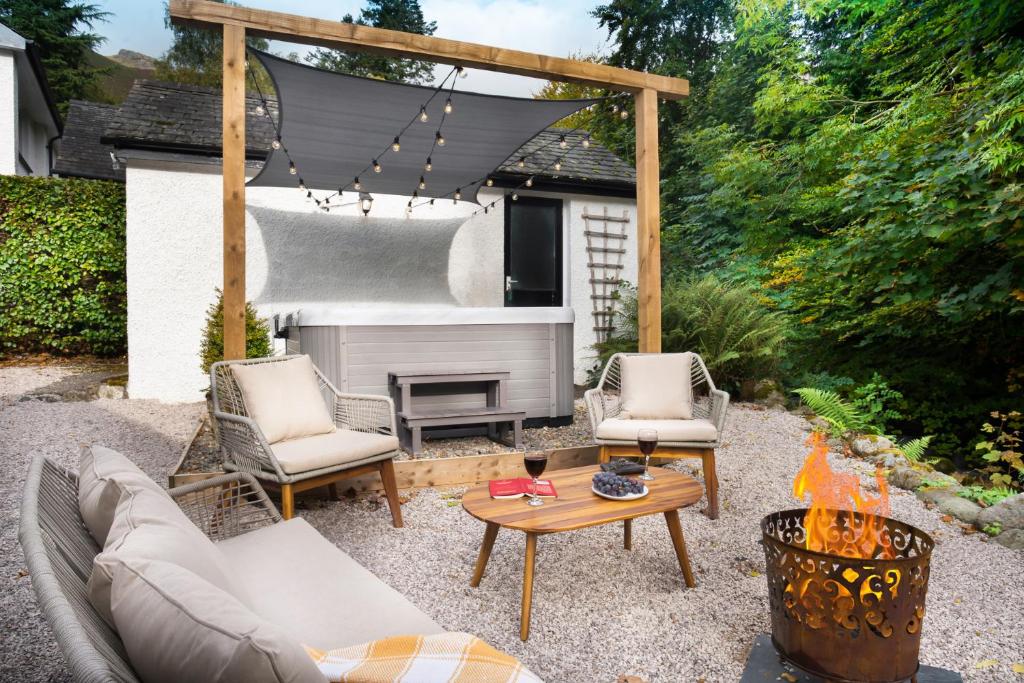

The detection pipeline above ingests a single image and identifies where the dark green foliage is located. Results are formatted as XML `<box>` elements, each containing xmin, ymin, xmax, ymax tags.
<box><xmin>199</xmin><ymin>290</ymin><xmax>272</xmax><ymax>376</ymax></box>
<box><xmin>0</xmin><ymin>176</ymin><xmax>125</xmax><ymax>356</ymax></box>
<box><xmin>305</xmin><ymin>0</ymin><xmax>437</xmax><ymax>84</ymax></box>
<box><xmin>596</xmin><ymin>275</ymin><xmax>788</xmax><ymax>390</ymax></box>
<box><xmin>0</xmin><ymin>0</ymin><xmax>108</xmax><ymax>112</ymax></box>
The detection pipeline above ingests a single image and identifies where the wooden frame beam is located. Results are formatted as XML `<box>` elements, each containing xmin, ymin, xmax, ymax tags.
<box><xmin>221</xmin><ymin>23</ymin><xmax>246</xmax><ymax>360</ymax></box>
<box><xmin>634</xmin><ymin>88</ymin><xmax>661</xmax><ymax>352</ymax></box>
<box><xmin>169</xmin><ymin>0</ymin><xmax>689</xmax><ymax>100</ymax></box>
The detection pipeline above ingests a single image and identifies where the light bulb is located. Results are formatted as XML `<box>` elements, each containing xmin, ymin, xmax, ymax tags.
<box><xmin>424</xmin><ymin>157</ymin><xmax>432</xmax><ymax>172</ymax></box>
<box><xmin>559</xmin><ymin>135</ymin><xmax>567</xmax><ymax>149</ymax></box>
<box><xmin>419</xmin><ymin>107</ymin><xmax>429</xmax><ymax>123</ymax></box>
<box><xmin>512</xmin><ymin>192</ymin><xmax>518</xmax><ymax>201</ymax></box>
<box><xmin>353</xmin><ymin>177</ymin><xmax>361</xmax><ymax>191</ymax></box>
<box><xmin>412</xmin><ymin>190</ymin><xmax>418</xmax><ymax>199</ymax></box>
<box><xmin>620</xmin><ymin>108</ymin><xmax>629</xmax><ymax>119</ymax></box>
<box><xmin>288</xmin><ymin>161</ymin><xmax>297</xmax><ymax>175</ymax></box>
<box><xmin>484</xmin><ymin>206</ymin><xmax>488</xmax><ymax>214</ymax></box>
<box><xmin>582</xmin><ymin>134</ymin><xmax>591</xmax><ymax>148</ymax></box>
<box><xmin>373</xmin><ymin>159</ymin><xmax>382</xmax><ymax>173</ymax></box>
<box><xmin>554</xmin><ymin>161</ymin><xmax>561</xmax><ymax>172</ymax></box>
<box><xmin>271</xmin><ymin>137</ymin><xmax>281</xmax><ymax>150</ymax></box>
<box><xmin>436</xmin><ymin>131</ymin><xmax>445</xmax><ymax>146</ymax></box>
<box><xmin>454</xmin><ymin>188</ymin><xmax>461</xmax><ymax>201</ymax></box>
<box><xmin>517</xmin><ymin>157</ymin><xmax>525</xmax><ymax>168</ymax></box>
<box><xmin>306</xmin><ymin>191</ymin><xmax>313</xmax><ymax>201</ymax></box>
<box><xmin>298</xmin><ymin>180</ymin><xmax>306</xmax><ymax>191</ymax></box>
<box><xmin>255</xmin><ymin>104</ymin><xmax>265</xmax><ymax>116</ymax></box>
<box><xmin>458</xmin><ymin>66</ymin><xmax>467</xmax><ymax>78</ymax></box>
<box><xmin>323</xmin><ymin>196</ymin><xmax>330</xmax><ymax>206</ymax></box>
<box><xmin>611</xmin><ymin>104</ymin><xmax>619</xmax><ymax>114</ymax></box>
<box><xmin>486</xmin><ymin>178</ymin><xmax>493</xmax><ymax>187</ymax></box>
<box><xmin>419</xmin><ymin>176</ymin><xmax>426</xmax><ymax>190</ymax></box>
<box><xmin>392</xmin><ymin>137</ymin><xmax>401</xmax><ymax>152</ymax></box>
<box><xmin>525</xmin><ymin>177</ymin><xmax>533</xmax><ymax>187</ymax></box>
<box><xmin>444</xmin><ymin>98</ymin><xmax>453</xmax><ymax>114</ymax></box>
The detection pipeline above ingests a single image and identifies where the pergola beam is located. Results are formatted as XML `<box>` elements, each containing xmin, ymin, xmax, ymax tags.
<box><xmin>169</xmin><ymin>0</ymin><xmax>689</xmax><ymax>100</ymax></box>
<box><xmin>221</xmin><ymin>23</ymin><xmax>247</xmax><ymax>360</ymax></box>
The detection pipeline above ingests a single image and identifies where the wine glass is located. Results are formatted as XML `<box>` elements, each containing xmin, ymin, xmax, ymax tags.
<box><xmin>637</xmin><ymin>428</ymin><xmax>658</xmax><ymax>481</ymax></box>
<box><xmin>523</xmin><ymin>452</ymin><xmax>548</xmax><ymax>506</ymax></box>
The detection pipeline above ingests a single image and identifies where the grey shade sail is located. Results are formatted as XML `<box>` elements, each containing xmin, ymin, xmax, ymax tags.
<box><xmin>248</xmin><ymin>50</ymin><xmax>599</xmax><ymax>203</ymax></box>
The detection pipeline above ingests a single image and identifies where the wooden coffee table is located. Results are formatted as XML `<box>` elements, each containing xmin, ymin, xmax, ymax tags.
<box><xmin>462</xmin><ymin>464</ymin><xmax>703</xmax><ymax>640</ymax></box>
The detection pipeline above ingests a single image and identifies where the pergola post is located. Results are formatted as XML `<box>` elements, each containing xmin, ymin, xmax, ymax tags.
<box><xmin>634</xmin><ymin>88</ymin><xmax>661</xmax><ymax>353</ymax></box>
<box><xmin>222</xmin><ymin>23</ymin><xmax>247</xmax><ymax>360</ymax></box>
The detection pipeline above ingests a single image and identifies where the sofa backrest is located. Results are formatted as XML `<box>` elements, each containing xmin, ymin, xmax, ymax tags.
<box><xmin>19</xmin><ymin>456</ymin><xmax>141</xmax><ymax>682</ymax></box>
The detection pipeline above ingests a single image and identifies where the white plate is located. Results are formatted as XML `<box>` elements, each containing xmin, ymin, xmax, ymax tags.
<box><xmin>592</xmin><ymin>485</ymin><xmax>649</xmax><ymax>501</ymax></box>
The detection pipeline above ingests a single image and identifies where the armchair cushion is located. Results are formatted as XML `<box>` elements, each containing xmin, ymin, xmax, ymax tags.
<box><xmin>270</xmin><ymin>430</ymin><xmax>400</xmax><ymax>475</ymax></box>
<box><xmin>596</xmin><ymin>417</ymin><xmax>717</xmax><ymax>443</ymax></box>
<box><xmin>109</xmin><ymin>557</ymin><xmax>326</xmax><ymax>683</ymax></box>
<box><xmin>619</xmin><ymin>353</ymin><xmax>693</xmax><ymax>420</ymax></box>
<box><xmin>78</xmin><ymin>445</ymin><xmax>170</xmax><ymax>547</ymax></box>
<box><xmin>231</xmin><ymin>355</ymin><xmax>336</xmax><ymax>444</ymax></box>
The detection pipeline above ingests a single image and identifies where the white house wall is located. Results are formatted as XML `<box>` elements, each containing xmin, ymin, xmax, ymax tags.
<box><xmin>0</xmin><ymin>49</ymin><xmax>16</xmax><ymax>175</ymax></box>
<box><xmin>125</xmin><ymin>159</ymin><xmax>636</xmax><ymax>402</ymax></box>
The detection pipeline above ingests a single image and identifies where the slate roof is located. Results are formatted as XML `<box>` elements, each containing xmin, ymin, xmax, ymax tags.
<box><xmin>54</xmin><ymin>100</ymin><xmax>124</xmax><ymax>181</ymax></box>
<box><xmin>103</xmin><ymin>80</ymin><xmax>635</xmax><ymax>190</ymax></box>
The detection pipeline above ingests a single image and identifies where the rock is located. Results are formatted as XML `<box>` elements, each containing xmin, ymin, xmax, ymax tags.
<box><xmin>935</xmin><ymin>494</ymin><xmax>983</xmax><ymax>525</ymax></box>
<box><xmin>916</xmin><ymin>487</ymin><xmax>960</xmax><ymax>505</ymax></box>
<box><xmin>808</xmin><ymin>416</ymin><xmax>831</xmax><ymax>432</ymax></box>
<box><xmin>19</xmin><ymin>392</ymin><xmax>62</xmax><ymax>403</ymax></box>
<box><xmin>851</xmin><ymin>435</ymin><xmax>894</xmax><ymax>458</ymax></box>
<box><xmin>866</xmin><ymin>451</ymin><xmax>908</xmax><ymax>469</ymax></box>
<box><xmin>993</xmin><ymin>528</ymin><xmax>1024</xmax><ymax>551</ymax></box>
<box><xmin>753</xmin><ymin>380</ymin><xmax>786</xmax><ymax>409</ymax></box>
<box><xmin>888</xmin><ymin>466</ymin><xmax>956</xmax><ymax>491</ymax></box>
<box><xmin>97</xmin><ymin>383</ymin><xmax>126</xmax><ymax>399</ymax></box>
<box><xmin>976</xmin><ymin>493</ymin><xmax>1024</xmax><ymax>531</ymax></box>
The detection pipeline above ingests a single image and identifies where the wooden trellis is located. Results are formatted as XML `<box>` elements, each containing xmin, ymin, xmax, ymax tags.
<box><xmin>583</xmin><ymin>207</ymin><xmax>631</xmax><ymax>343</ymax></box>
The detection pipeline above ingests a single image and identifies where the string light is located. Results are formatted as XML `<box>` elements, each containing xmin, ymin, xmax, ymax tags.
<box><xmin>436</xmin><ymin>131</ymin><xmax>445</xmax><ymax>146</ymax></box>
<box><xmin>486</xmin><ymin>178</ymin><xmax>494</xmax><ymax>187</ymax></box>
<box><xmin>512</xmin><ymin>192</ymin><xmax>519</xmax><ymax>201</ymax></box>
<box><xmin>353</xmin><ymin>177</ymin><xmax>361</xmax><ymax>191</ymax></box>
<box><xmin>288</xmin><ymin>161</ymin><xmax>297</xmax><ymax>175</ymax></box>
<box><xmin>419</xmin><ymin>106</ymin><xmax>429</xmax><ymax>123</ymax></box>
<box><xmin>271</xmin><ymin>137</ymin><xmax>281</xmax><ymax>150</ymax></box>
<box><xmin>444</xmin><ymin>98</ymin><xmax>453</xmax><ymax>114</ymax></box>
<box><xmin>454</xmin><ymin>187</ymin><xmax>461</xmax><ymax>203</ymax></box>
<box><xmin>620</xmin><ymin>108</ymin><xmax>629</xmax><ymax>120</ymax></box>
<box><xmin>424</xmin><ymin>157</ymin><xmax>433</xmax><ymax>172</ymax></box>
<box><xmin>582</xmin><ymin>134</ymin><xmax>591</xmax><ymax>148</ymax></box>
<box><xmin>392</xmin><ymin>137</ymin><xmax>401</xmax><ymax>152</ymax></box>
<box><xmin>255</xmin><ymin>104</ymin><xmax>265</xmax><ymax>116</ymax></box>
<box><xmin>298</xmin><ymin>180</ymin><xmax>306</xmax><ymax>191</ymax></box>
<box><xmin>517</xmin><ymin>157</ymin><xmax>526</xmax><ymax>168</ymax></box>
<box><xmin>419</xmin><ymin>176</ymin><xmax>426</xmax><ymax>190</ymax></box>
<box><xmin>559</xmin><ymin>135</ymin><xmax>568</xmax><ymax>149</ymax></box>
<box><xmin>525</xmin><ymin>177</ymin><xmax>533</xmax><ymax>187</ymax></box>
<box><xmin>457</xmin><ymin>66</ymin><xmax>467</xmax><ymax>78</ymax></box>
<box><xmin>373</xmin><ymin>159</ymin><xmax>382</xmax><ymax>173</ymax></box>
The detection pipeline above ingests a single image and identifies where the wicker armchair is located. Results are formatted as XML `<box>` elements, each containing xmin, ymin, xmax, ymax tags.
<box><xmin>211</xmin><ymin>355</ymin><xmax>403</xmax><ymax>525</ymax></box>
<box><xmin>584</xmin><ymin>353</ymin><xmax>730</xmax><ymax>519</ymax></box>
<box><xmin>18</xmin><ymin>456</ymin><xmax>279</xmax><ymax>683</ymax></box>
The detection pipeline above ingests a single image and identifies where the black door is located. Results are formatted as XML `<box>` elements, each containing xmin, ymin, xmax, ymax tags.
<box><xmin>504</xmin><ymin>196</ymin><xmax>563</xmax><ymax>307</ymax></box>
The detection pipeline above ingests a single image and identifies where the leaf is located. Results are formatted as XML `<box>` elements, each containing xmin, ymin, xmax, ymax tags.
<box><xmin>1011</xmin><ymin>662</ymin><xmax>1024</xmax><ymax>674</ymax></box>
<box><xmin>975</xmin><ymin>659</ymin><xmax>999</xmax><ymax>669</ymax></box>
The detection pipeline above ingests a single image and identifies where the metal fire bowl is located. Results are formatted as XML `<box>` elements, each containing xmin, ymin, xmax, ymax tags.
<box><xmin>761</xmin><ymin>508</ymin><xmax>935</xmax><ymax>683</ymax></box>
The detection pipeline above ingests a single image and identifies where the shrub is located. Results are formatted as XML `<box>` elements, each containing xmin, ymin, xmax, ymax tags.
<box><xmin>0</xmin><ymin>176</ymin><xmax>126</xmax><ymax>356</ymax></box>
<box><xmin>595</xmin><ymin>274</ymin><xmax>789</xmax><ymax>390</ymax></box>
<box><xmin>199</xmin><ymin>289</ymin><xmax>273</xmax><ymax>375</ymax></box>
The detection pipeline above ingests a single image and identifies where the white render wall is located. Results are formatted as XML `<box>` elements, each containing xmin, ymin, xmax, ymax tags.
<box><xmin>124</xmin><ymin>159</ymin><xmax>636</xmax><ymax>401</ymax></box>
<box><xmin>0</xmin><ymin>49</ymin><xmax>17</xmax><ymax>175</ymax></box>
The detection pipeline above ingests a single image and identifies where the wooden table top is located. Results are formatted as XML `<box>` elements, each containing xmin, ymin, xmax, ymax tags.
<box><xmin>462</xmin><ymin>465</ymin><xmax>703</xmax><ymax>534</ymax></box>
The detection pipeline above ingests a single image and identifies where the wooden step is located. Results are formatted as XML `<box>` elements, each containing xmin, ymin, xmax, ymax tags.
<box><xmin>588</xmin><ymin>262</ymin><xmax>624</xmax><ymax>269</ymax></box>
<box><xmin>586</xmin><ymin>246</ymin><xmax>626</xmax><ymax>254</ymax></box>
<box><xmin>593</xmin><ymin>326</ymin><xmax>615</xmax><ymax>332</ymax></box>
<box><xmin>590</xmin><ymin>294</ymin><xmax>618</xmax><ymax>300</ymax></box>
<box><xmin>584</xmin><ymin>230</ymin><xmax>627</xmax><ymax>239</ymax></box>
<box><xmin>589</xmin><ymin>278</ymin><xmax>622</xmax><ymax>285</ymax></box>
<box><xmin>399</xmin><ymin>405</ymin><xmax>526</xmax><ymax>428</ymax></box>
<box><xmin>582</xmin><ymin>213</ymin><xmax>630</xmax><ymax>223</ymax></box>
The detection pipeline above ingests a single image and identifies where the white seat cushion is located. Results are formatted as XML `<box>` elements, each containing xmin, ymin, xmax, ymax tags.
<box><xmin>596</xmin><ymin>417</ymin><xmax>717</xmax><ymax>443</ymax></box>
<box><xmin>271</xmin><ymin>429</ymin><xmax>399</xmax><ymax>475</ymax></box>
<box><xmin>216</xmin><ymin>518</ymin><xmax>444</xmax><ymax>650</ymax></box>
<box><xmin>619</xmin><ymin>353</ymin><xmax>693</xmax><ymax>420</ymax></box>
<box><xmin>89</xmin><ymin>486</ymin><xmax>249</xmax><ymax>628</ymax></box>
<box><xmin>231</xmin><ymin>356</ymin><xmax>337</xmax><ymax>444</ymax></box>
<box><xmin>110</xmin><ymin>558</ymin><xmax>326</xmax><ymax>683</ymax></box>
<box><xmin>78</xmin><ymin>445</ymin><xmax>171</xmax><ymax>547</ymax></box>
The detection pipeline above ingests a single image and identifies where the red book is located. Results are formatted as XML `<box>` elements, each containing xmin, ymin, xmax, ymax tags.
<box><xmin>489</xmin><ymin>478</ymin><xmax>557</xmax><ymax>499</ymax></box>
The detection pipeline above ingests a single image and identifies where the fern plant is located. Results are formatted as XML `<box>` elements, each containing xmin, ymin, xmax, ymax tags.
<box><xmin>896</xmin><ymin>435</ymin><xmax>933</xmax><ymax>463</ymax></box>
<box><xmin>793</xmin><ymin>388</ymin><xmax>871</xmax><ymax>436</ymax></box>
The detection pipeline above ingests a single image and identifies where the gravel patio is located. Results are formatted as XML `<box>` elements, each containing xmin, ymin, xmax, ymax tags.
<box><xmin>1</xmin><ymin>363</ymin><xmax>1021</xmax><ymax>682</ymax></box>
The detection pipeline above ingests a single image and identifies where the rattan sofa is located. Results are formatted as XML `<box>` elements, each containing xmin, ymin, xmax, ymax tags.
<box><xmin>18</xmin><ymin>456</ymin><xmax>442</xmax><ymax>682</ymax></box>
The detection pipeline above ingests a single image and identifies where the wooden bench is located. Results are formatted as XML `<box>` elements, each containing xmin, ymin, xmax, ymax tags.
<box><xmin>388</xmin><ymin>370</ymin><xmax>526</xmax><ymax>456</ymax></box>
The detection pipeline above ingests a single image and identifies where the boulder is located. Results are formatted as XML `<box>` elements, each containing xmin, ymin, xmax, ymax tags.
<box><xmin>866</xmin><ymin>451</ymin><xmax>909</xmax><ymax>469</ymax></box>
<box><xmin>976</xmin><ymin>493</ymin><xmax>1024</xmax><ymax>531</ymax></box>
<box><xmin>851</xmin><ymin>435</ymin><xmax>894</xmax><ymax>458</ymax></box>
<box><xmin>888</xmin><ymin>466</ymin><xmax>956</xmax><ymax>491</ymax></box>
<box><xmin>808</xmin><ymin>416</ymin><xmax>831</xmax><ymax>432</ymax></box>
<box><xmin>935</xmin><ymin>494</ymin><xmax>983</xmax><ymax>525</ymax></box>
<box><xmin>753</xmin><ymin>380</ymin><xmax>786</xmax><ymax>409</ymax></box>
<box><xmin>916</xmin><ymin>487</ymin><xmax>961</xmax><ymax>506</ymax></box>
<box><xmin>994</xmin><ymin>528</ymin><xmax>1024</xmax><ymax>551</ymax></box>
<box><xmin>97</xmin><ymin>383</ymin><xmax>126</xmax><ymax>399</ymax></box>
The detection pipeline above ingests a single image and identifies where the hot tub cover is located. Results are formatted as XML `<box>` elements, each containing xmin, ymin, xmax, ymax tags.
<box><xmin>249</xmin><ymin>50</ymin><xmax>600</xmax><ymax>203</ymax></box>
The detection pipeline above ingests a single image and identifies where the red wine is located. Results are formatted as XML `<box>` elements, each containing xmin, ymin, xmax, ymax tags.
<box><xmin>524</xmin><ymin>454</ymin><xmax>548</xmax><ymax>478</ymax></box>
<box><xmin>638</xmin><ymin>438</ymin><xmax>657</xmax><ymax>456</ymax></box>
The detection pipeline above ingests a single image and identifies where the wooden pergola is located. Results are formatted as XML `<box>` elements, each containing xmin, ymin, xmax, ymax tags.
<box><xmin>168</xmin><ymin>0</ymin><xmax>689</xmax><ymax>360</ymax></box>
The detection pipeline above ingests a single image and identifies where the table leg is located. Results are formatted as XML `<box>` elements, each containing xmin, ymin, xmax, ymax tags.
<box><xmin>470</xmin><ymin>522</ymin><xmax>499</xmax><ymax>587</ymax></box>
<box><xmin>521</xmin><ymin>532</ymin><xmax>537</xmax><ymax>641</ymax></box>
<box><xmin>623</xmin><ymin>518</ymin><xmax>632</xmax><ymax>550</ymax></box>
<box><xmin>664</xmin><ymin>510</ymin><xmax>696</xmax><ymax>588</ymax></box>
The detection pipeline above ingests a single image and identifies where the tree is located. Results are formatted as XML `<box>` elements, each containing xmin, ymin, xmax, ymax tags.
<box><xmin>153</xmin><ymin>0</ymin><xmax>269</xmax><ymax>88</ymax></box>
<box><xmin>0</xmin><ymin>0</ymin><xmax>108</xmax><ymax>112</ymax></box>
<box><xmin>305</xmin><ymin>0</ymin><xmax>437</xmax><ymax>84</ymax></box>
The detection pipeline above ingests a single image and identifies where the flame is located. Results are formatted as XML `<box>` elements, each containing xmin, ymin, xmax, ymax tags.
<box><xmin>793</xmin><ymin>432</ymin><xmax>892</xmax><ymax>559</ymax></box>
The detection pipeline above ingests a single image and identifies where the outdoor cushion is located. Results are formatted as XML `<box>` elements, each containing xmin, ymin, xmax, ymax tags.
<box><xmin>270</xmin><ymin>429</ymin><xmax>399</xmax><ymax>475</ymax></box>
<box><xmin>619</xmin><ymin>353</ymin><xmax>693</xmax><ymax>420</ymax></box>
<box><xmin>89</xmin><ymin>486</ymin><xmax>247</xmax><ymax>628</ymax></box>
<box><xmin>231</xmin><ymin>356</ymin><xmax>336</xmax><ymax>444</ymax></box>
<box><xmin>109</xmin><ymin>557</ymin><xmax>326</xmax><ymax>683</ymax></box>
<box><xmin>78</xmin><ymin>445</ymin><xmax>169</xmax><ymax>547</ymax></box>
<box><xmin>216</xmin><ymin>518</ymin><xmax>444</xmax><ymax>650</ymax></box>
<box><xmin>596</xmin><ymin>417</ymin><xmax>717</xmax><ymax>443</ymax></box>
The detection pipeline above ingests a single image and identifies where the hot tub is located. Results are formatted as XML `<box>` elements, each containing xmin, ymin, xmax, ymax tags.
<box><xmin>280</xmin><ymin>306</ymin><xmax>575</xmax><ymax>423</ymax></box>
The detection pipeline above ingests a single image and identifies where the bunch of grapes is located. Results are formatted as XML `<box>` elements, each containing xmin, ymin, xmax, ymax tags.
<box><xmin>592</xmin><ymin>471</ymin><xmax>644</xmax><ymax>497</ymax></box>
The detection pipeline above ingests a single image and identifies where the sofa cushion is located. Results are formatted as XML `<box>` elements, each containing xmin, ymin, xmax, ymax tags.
<box><xmin>231</xmin><ymin>356</ymin><xmax>336</xmax><ymax>444</ymax></box>
<box><xmin>619</xmin><ymin>353</ymin><xmax>693</xmax><ymax>420</ymax></box>
<box><xmin>271</xmin><ymin>430</ymin><xmax>399</xmax><ymax>475</ymax></box>
<box><xmin>89</xmin><ymin>487</ymin><xmax>248</xmax><ymax>628</ymax></box>
<box><xmin>216</xmin><ymin>518</ymin><xmax>444</xmax><ymax>650</ymax></box>
<box><xmin>110</xmin><ymin>558</ymin><xmax>326</xmax><ymax>683</ymax></box>
<box><xmin>78</xmin><ymin>445</ymin><xmax>169</xmax><ymax>547</ymax></box>
<box><xmin>596</xmin><ymin>417</ymin><xmax>718</xmax><ymax>444</ymax></box>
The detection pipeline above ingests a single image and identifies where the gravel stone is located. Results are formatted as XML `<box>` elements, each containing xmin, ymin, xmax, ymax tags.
<box><xmin>2</xmin><ymin>365</ymin><xmax>1022</xmax><ymax>682</ymax></box>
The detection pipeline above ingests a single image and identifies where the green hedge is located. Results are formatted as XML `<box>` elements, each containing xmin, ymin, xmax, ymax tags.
<box><xmin>0</xmin><ymin>176</ymin><xmax>126</xmax><ymax>356</ymax></box>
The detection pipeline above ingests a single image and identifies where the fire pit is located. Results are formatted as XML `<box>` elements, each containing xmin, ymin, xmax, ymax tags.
<box><xmin>761</xmin><ymin>508</ymin><xmax>935</xmax><ymax>683</ymax></box>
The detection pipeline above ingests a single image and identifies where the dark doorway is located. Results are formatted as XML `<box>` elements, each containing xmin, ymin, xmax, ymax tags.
<box><xmin>504</xmin><ymin>196</ymin><xmax>563</xmax><ymax>307</ymax></box>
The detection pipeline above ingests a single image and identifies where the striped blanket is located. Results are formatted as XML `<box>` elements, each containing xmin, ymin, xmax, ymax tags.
<box><xmin>305</xmin><ymin>633</ymin><xmax>543</xmax><ymax>683</ymax></box>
